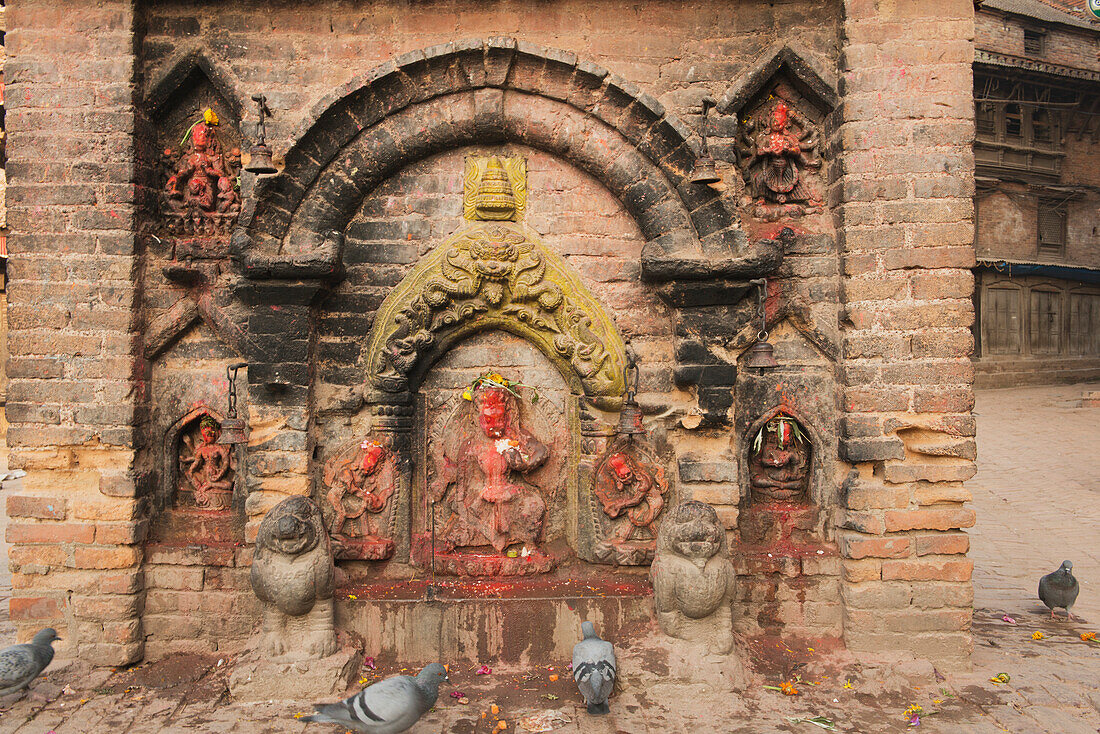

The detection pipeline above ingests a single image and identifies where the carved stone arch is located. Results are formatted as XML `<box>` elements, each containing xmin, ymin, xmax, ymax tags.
<box><xmin>234</xmin><ymin>38</ymin><xmax>781</xmax><ymax>281</ymax></box>
<box><xmin>364</xmin><ymin>221</ymin><xmax>628</xmax><ymax>410</ymax></box>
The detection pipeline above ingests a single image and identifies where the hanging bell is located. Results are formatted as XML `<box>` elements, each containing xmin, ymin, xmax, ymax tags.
<box><xmin>245</xmin><ymin>142</ymin><xmax>278</xmax><ymax>175</ymax></box>
<box><xmin>746</xmin><ymin>339</ymin><xmax>780</xmax><ymax>370</ymax></box>
<box><xmin>690</xmin><ymin>154</ymin><xmax>721</xmax><ymax>185</ymax></box>
<box><xmin>216</xmin><ymin>416</ymin><xmax>249</xmax><ymax>445</ymax></box>
<box><xmin>617</xmin><ymin>399</ymin><xmax>646</xmax><ymax>436</ymax></box>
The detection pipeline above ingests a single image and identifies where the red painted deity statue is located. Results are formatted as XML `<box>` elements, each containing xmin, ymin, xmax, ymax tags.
<box><xmin>163</xmin><ymin>120</ymin><xmax>241</xmax><ymax>236</ymax></box>
<box><xmin>740</xmin><ymin>101</ymin><xmax>822</xmax><ymax>219</ymax></box>
<box><xmin>749</xmin><ymin>415</ymin><xmax>810</xmax><ymax>503</ymax></box>
<box><xmin>431</xmin><ymin>387</ymin><xmax>549</xmax><ymax>554</ymax></box>
<box><xmin>324</xmin><ymin>439</ymin><xmax>397</xmax><ymax>559</ymax></box>
<box><xmin>592</xmin><ymin>444</ymin><xmax>668</xmax><ymax>565</ymax></box>
<box><xmin>180</xmin><ymin>415</ymin><xmax>235</xmax><ymax>510</ymax></box>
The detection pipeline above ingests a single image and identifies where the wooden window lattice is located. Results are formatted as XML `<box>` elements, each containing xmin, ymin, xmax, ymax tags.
<box><xmin>1037</xmin><ymin>201</ymin><xmax>1067</xmax><ymax>257</ymax></box>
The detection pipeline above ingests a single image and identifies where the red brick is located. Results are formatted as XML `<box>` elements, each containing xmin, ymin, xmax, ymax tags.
<box><xmin>914</xmin><ymin>532</ymin><xmax>970</xmax><ymax>556</ymax></box>
<box><xmin>9</xmin><ymin>595</ymin><xmax>63</xmax><ymax>620</ymax></box>
<box><xmin>884</xmin><ymin>507</ymin><xmax>976</xmax><ymax>532</ymax></box>
<box><xmin>881</xmin><ymin>557</ymin><xmax>973</xmax><ymax>582</ymax></box>
<box><xmin>72</xmin><ymin>545</ymin><xmax>142</xmax><ymax>569</ymax></box>
<box><xmin>6</xmin><ymin>522</ymin><xmax>95</xmax><ymax>544</ymax></box>
<box><xmin>841</xmin><ymin>534</ymin><xmax>911</xmax><ymax>559</ymax></box>
<box><xmin>6</xmin><ymin>495</ymin><xmax>67</xmax><ymax>520</ymax></box>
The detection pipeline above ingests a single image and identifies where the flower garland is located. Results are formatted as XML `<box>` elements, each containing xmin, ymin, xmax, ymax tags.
<box><xmin>461</xmin><ymin>372</ymin><xmax>539</xmax><ymax>403</ymax></box>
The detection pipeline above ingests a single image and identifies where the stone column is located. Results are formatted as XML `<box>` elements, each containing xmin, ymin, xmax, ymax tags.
<box><xmin>4</xmin><ymin>0</ymin><xmax>145</xmax><ymax>664</ymax></box>
<box><xmin>835</xmin><ymin>0</ymin><xmax>977</xmax><ymax>667</ymax></box>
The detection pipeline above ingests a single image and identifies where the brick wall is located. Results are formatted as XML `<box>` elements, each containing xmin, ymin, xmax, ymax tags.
<box><xmin>836</xmin><ymin>0</ymin><xmax>977</xmax><ymax>666</ymax></box>
<box><xmin>976</xmin><ymin>11</ymin><xmax>1100</xmax><ymax>72</ymax></box>
<box><xmin>4</xmin><ymin>0</ymin><xmax>146</xmax><ymax>665</ymax></box>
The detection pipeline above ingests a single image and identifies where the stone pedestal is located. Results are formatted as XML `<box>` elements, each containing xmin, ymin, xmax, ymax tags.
<box><xmin>228</xmin><ymin>646</ymin><xmax>361</xmax><ymax>701</ymax></box>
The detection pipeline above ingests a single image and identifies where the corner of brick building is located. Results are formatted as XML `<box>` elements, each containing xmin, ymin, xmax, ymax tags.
<box><xmin>835</xmin><ymin>0</ymin><xmax>977</xmax><ymax>669</ymax></box>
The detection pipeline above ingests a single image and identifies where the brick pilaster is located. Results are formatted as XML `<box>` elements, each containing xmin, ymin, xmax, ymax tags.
<box><xmin>5</xmin><ymin>0</ymin><xmax>145</xmax><ymax>665</ymax></box>
<box><xmin>836</xmin><ymin>0</ymin><xmax>977</xmax><ymax>667</ymax></box>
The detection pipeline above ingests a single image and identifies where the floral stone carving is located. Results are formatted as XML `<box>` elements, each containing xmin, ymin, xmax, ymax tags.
<box><xmin>424</xmin><ymin>378</ymin><xmax>554</xmax><ymax>576</ymax></box>
<box><xmin>650</xmin><ymin>501</ymin><xmax>736</xmax><ymax>654</ymax></box>
<box><xmin>322</xmin><ymin>437</ymin><xmax>398</xmax><ymax>560</ymax></box>
<box><xmin>178</xmin><ymin>415</ymin><xmax>235</xmax><ymax>511</ymax></box>
<box><xmin>592</xmin><ymin>438</ymin><xmax>669</xmax><ymax>566</ymax></box>
<box><xmin>250</xmin><ymin>495</ymin><xmax>337</xmax><ymax>662</ymax></box>
<box><xmin>160</xmin><ymin>110</ymin><xmax>242</xmax><ymax>240</ymax></box>
<box><xmin>364</xmin><ymin>157</ymin><xmax>626</xmax><ymax>410</ymax></box>
<box><xmin>749</xmin><ymin>413</ymin><xmax>810</xmax><ymax>503</ymax></box>
<box><xmin>738</xmin><ymin>101</ymin><xmax>822</xmax><ymax>220</ymax></box>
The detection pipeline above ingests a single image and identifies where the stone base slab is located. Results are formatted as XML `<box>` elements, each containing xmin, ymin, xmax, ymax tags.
<box><xmin>228</xmin><ymin>646</ymin><xmax>361</xmax><ymax>701</ymax></box>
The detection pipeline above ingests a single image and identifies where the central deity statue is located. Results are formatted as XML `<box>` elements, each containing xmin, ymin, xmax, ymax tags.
<box><xmin>430</xmin><ymin>379</ymin><xmax>550</xmax><ymax>557</ymax></box>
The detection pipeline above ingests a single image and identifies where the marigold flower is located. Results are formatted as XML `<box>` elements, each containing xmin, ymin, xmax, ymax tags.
<box><xmin>1032</xmin><ymin>631</ymin><xmax>1045</xmax><ymax>640</ymax></box>
<box><xmin>779</xmin><ymin>681</ymin><xmax>799</xmax><ymax>695</ymax></box>
<box><xmin>203</xmin><ymin>108</ymin><xmax>219</xmax><ymax>126</ymax></box>
<box><xmin>1082</xmin><ymin>632</ymin><xmax>1097</xmax><ymax>642</ymax></box>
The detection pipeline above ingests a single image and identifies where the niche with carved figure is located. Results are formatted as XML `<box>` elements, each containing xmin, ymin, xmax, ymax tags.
<box><xmin>175</xmin><ymin>411</ymin><xmax>237</xmax><ymax>512</ymax></box>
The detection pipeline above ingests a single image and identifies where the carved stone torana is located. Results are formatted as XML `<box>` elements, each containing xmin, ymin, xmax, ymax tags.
<box><xmin>365</xmin><ymin>216</ymin><xmax>627</xmax><ymax>409</ymax></box>
<box><xmin>178</xmin><ymin>415</ymin><xmax>235</xmax><ymax>511</ymax></box>
<box><xmin>650</xmin><ymin>501</ymin><xmax>737</xmax><ymax>654</ymax></box>
<box><xmin>463</xmin><ymin>155</ymin><xmax>527</xmax><ymax>222</ymax></box>
<box><xmin>250</xmin><ymin>496</ymin><xmax>337</xmax><ymax>662</ymax></box>
<box><xmin>426</xmin><ymin>384</ymin><xmax>554</xmax><ymax>575</ymax></box>
<box><xmin>738</xmin><ymin>100</ymin><xmax>822</xmax><ymax>221</ymax></box>
<box><xmin>592</xmin><ymin>438</ymin><xmax>669</xmax><ymax>566</ymax></box>
<box><xmin>749</xmin><ymin>413</ymin><xmax>810</xmax><ymax>503</ymax></box>
<box><xmin>160</xmin><ymin>114</ymin><xmax>242</xmax><ymax>240</ymax></box>
<box><xmin>321</xmin><ymin>437</ymin><xmax>398</xmax><ymax>560</ymax></box>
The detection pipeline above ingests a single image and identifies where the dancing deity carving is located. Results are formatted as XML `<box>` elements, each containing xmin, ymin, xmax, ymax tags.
<box><xmin>430</xmin><ymin>383</ymin><xmax>552</xmax><ymax>569</ymax></box>
<box><xmin>161</xmin><ymin>112</ymin><xmax>242</xmax><ymax>238</ymax></box>
<box><xmin>592</xmin><ymin>439</ymin><xmax>669</xmax><ymax>566</ymax></box>
<box><xmin>179</xmin><ymin>415</ymin><xmax>235</xmax><ymax>511</ymax></box>
<box><xmin>738</xmin><ymin>100</ymin><xmax>822</xmax><ymax>220</ymax></box>
<box><xmin>322</xmin><ymin>438</ymin><xmax>398</xmax><ymax>560</ymax></box>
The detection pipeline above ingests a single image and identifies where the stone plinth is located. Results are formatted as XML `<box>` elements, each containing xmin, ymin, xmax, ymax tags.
<box><xmin>228</xmin><ymin>646</ymin><xmax>361</xmax><ymax>701</ymax></box>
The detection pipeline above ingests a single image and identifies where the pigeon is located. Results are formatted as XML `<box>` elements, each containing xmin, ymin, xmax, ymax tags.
<box><xmin>0</xmin><ymin>628</ymin><xmax>60</xmax><ymax>698</ymax></box>
<box><xmin>573</xmin><ymin>620</ymin><xmax>616</xmax><ymax>715</ymax></box>
<box><xmin>1038</xmin><ymin>560</ymin><xmax>1080</xmax><ymax>620</ymax></box>
<box><xmin>302</xmin><ymin>662</ymin><xmax>448</xmax><ymax>733</ymax></box>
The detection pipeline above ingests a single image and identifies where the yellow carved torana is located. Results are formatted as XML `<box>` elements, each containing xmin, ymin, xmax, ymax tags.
<box><xmin>365</xmin><ymin>218</ymin><xmax>627</xmax><ymax>410</ymax></box>
<box><xmin>463</xmin><ymin>155</ymin><xmax>527</xmax><ymax>222</ymax></box>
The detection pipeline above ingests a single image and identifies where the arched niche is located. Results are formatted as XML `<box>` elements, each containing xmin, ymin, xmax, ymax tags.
<box><xmin>364</xmin><ymin>220</ymin><xmax>628</xmax><ymax>410</ymax></box>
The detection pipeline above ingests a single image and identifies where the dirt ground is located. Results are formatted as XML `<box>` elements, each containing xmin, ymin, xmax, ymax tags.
<box><xmin>1</xmin><ymin>383</ymin><xmax>1098</xmax><ymax>733</ymax></box>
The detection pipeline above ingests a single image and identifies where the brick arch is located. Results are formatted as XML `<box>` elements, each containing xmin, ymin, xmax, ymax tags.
<box><xmin>238</xmin><ymin>38</ymin><xmax>744</xmax><ymax>268</ymax></box>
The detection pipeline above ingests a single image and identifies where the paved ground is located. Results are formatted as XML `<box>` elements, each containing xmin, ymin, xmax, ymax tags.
<box><xmin>0</xmin><ymin>383</ymin><xmax>1098</xmax><ymax>733</ymax></box>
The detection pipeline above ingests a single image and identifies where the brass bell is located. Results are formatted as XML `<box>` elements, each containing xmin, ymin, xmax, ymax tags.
<box><xmin>245</xmin><ymin>142</ymin><xmax>277</xmax><ymax>175</ymax></box>
<box><xmin>746</xmin><ymin>339</ymin><xmax>779</xmax><ymax>370</ymax></box>
<box><xmin>690</xmin><ymin>155</ymin><xmax>721</xmax><ymax>185</ymax></box>
<box><xmin>216</xmin><ymin>416</ymin><xmax>249</xmax><ymax>445</ymax></box>
<box><xmin>617</xmin><ymin>399</ymin><xmax>646</xmax><ymax>436</ymax></box>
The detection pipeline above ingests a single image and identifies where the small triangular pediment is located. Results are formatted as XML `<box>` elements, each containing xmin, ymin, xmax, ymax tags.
<box><xmin>717</xmin><ymin>42</ymin><xmax>838</xmax><ymax>119</ymax></box>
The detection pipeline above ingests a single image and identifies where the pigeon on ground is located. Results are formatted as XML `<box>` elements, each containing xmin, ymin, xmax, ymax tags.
<box><xmin>573</xmin><ymin>620</ymin><xmax>616</xmax><ymax>715</ymax></box>
<box><xmin>1039</xmin><ymin>560</ymin><xmax>1080</xmax><ymax>620</ymax></box>
<box><xmin>0</xmin><ymin>628</ymin><xmax>60</xmax><ymax>698</ymax></box>
<box><xmin>302</xmin><ymin>662</ymin><xmax>448</xmax><ymax>733</ymax></box>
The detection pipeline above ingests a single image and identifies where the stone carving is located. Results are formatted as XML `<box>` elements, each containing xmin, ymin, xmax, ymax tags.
<box><xmin>321</xmin><ymin>437</ymin><xmax>398</xmax><ymax>560</ymax></box>
<box><xmin>592</xmin><ymin>439</ymin><xmax>669</xmax><ymax>566</ymax></box>
<box><xmin>463</xmin><ymin>155</ymin><xmax>527</xmax><ymax>222</ymax></box>
<box><xmin>749</xmin><ymin>413</ymin><xmax>810</xmax><ymax>503</ymax></box>
<box><xmin>178</xmin><ymin>415</ymin><xmax>235</xmax><ymax>511</ymax></box>
<box><xmin>364</xmin><ymin>157</ymin><xmax>627</xmax><ymax>409</ymax></box>
<box><xmin>161</xmin><ymin>111</ymin><xmax>242</xmax><ymax>238</ymax></box>
<box><xmin>250</xmin><ymin>495</ymin><xmax>337</xmax><ymax>662</ymax></box>
<box><xmin>650</xmin><ymin>501</ymin><xmax>736</xmax><ymax>654</ymax></box>
<box><xmin>738</xmin><ymin>101</ymin><xmax>822</xmax><ymax>220</ymax></box>
<box><xmin>427</xmin><ymin>381</ymin><xmax>554</xmax><ymax>575</ymax></box>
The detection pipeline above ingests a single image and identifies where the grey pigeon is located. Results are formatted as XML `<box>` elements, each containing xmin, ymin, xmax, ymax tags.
<box><xmin>303</xmin><ymin>662</ymin><xmax>448</xmax><ymax>733</ymax></box>
<box><xmin>0</xmin><ymin>628</ymin><xmax>59</xmax><ymax>698</ymax></box>
<box><xmin>573</xmin><ymin>620</ymin><xmax>615</xmax><ymax>715</ymax></box>
<box><xmin>1039</xmin><ymin>560</ymin><xmax>1080</xmax><ymax>620</ymax></box>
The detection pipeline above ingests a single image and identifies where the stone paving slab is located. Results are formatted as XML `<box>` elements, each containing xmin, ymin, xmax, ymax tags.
<box><xmin>2</xmin><ymin>383</ymin><xmax>1100</xmax><ymax>732</ymax></box>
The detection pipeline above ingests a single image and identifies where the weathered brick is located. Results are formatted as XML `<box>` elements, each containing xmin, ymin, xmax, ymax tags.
<box><xmin>9</xmin><ymin>596</ymin><xmax>64</xmax><ymax>621</ymax></box>
<box><xmin>881</xmin><ymin>557</ymin><xmax>973</xmax><ymax>582</ymax></box>
<box><xmin>884</xmin><ymin>507</ymin><xmax>976</xmax><ymax>532</ymax></box>
<box><xmin>841</xmin><ymin>534</ymin><xmax>911</xmax><ymax>559</ymax></box>
<box><xmin>6</xmin><ymin>496</ymin><xmax>67</xmax><ymax>520</ymax></box>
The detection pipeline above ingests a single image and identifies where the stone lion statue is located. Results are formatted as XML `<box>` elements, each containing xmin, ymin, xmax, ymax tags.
<box><xmin>251</xmin><ymin>495</ymin><xmax>337</xmax><ymax>662</ymax></box>
<box><xmin>650</xmin><ymin>500</ymin><xmax>737</xmax><ymax>654</ymax></box>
